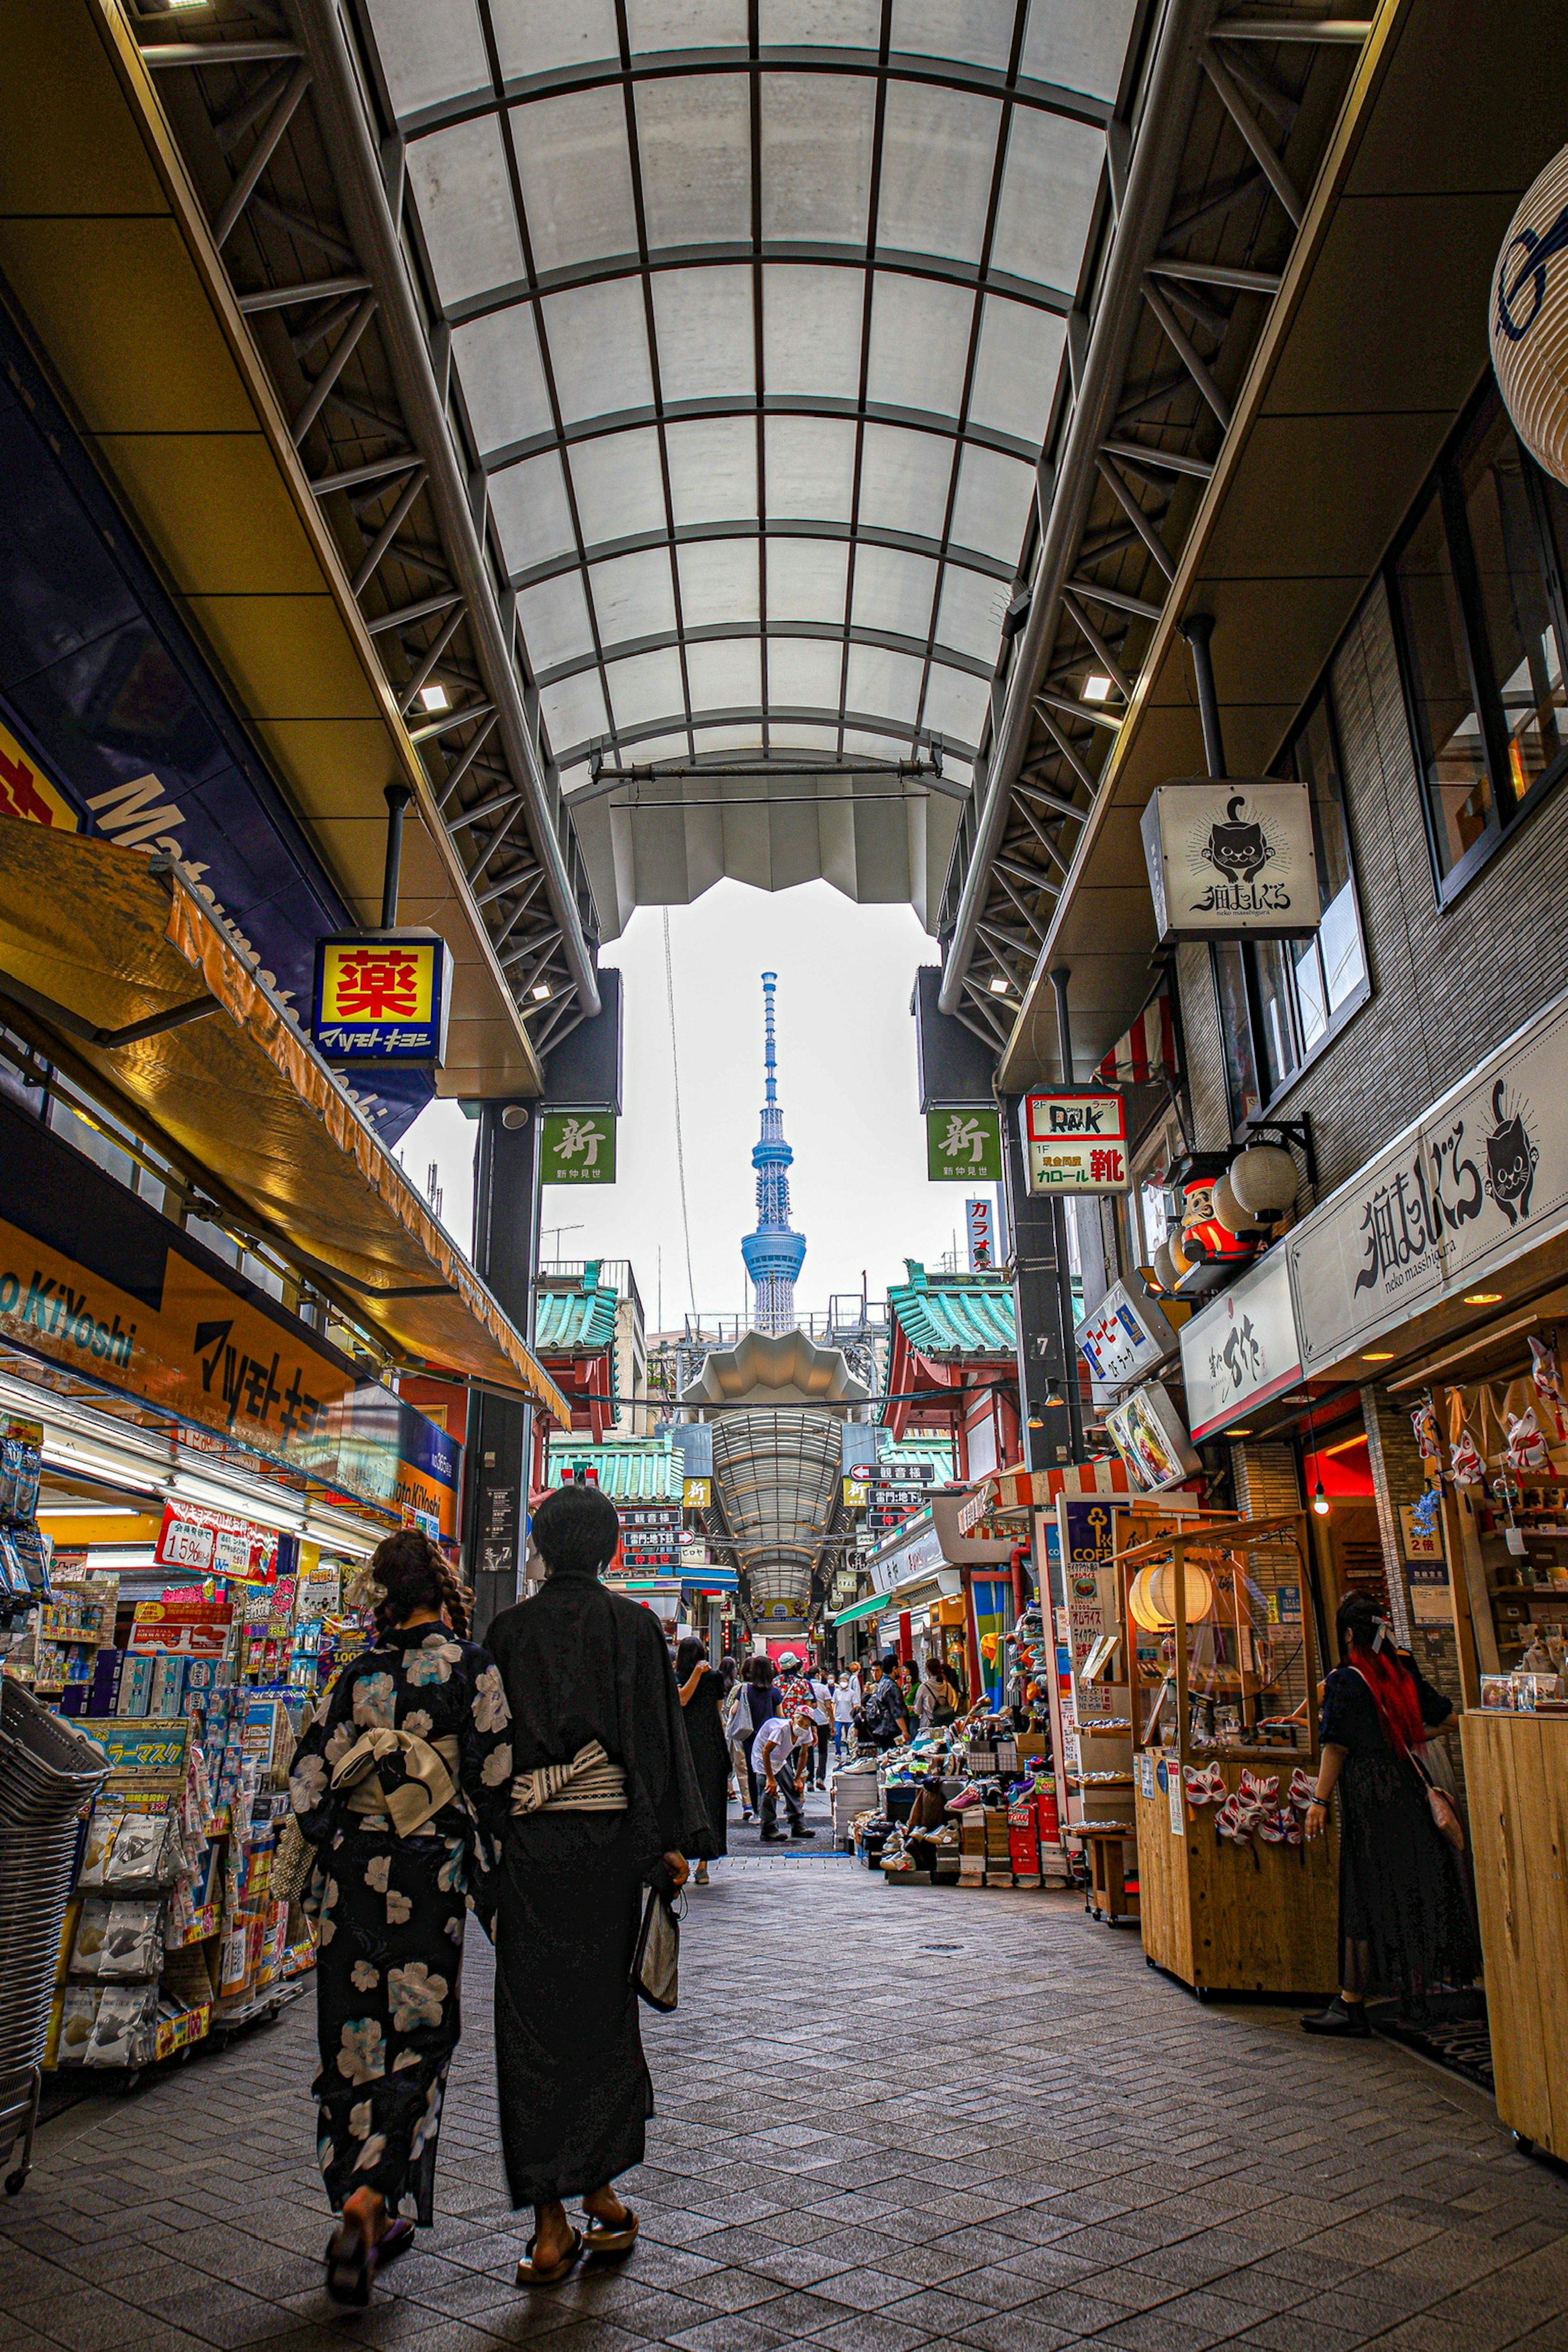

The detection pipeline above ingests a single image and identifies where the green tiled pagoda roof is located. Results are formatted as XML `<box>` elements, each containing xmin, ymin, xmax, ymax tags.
<box><xmin>542</xmin><ymin>1437</ymin><xmax>685</xmax><ymax>1501</ymax></box>
<box><xmin>879</xmin><ymin>1435</ymin><xmax>957</xmax><ymax>1476</ymax></box>
<box><xmin>533</xmin><ymin>1270</ymin><xmax>620</xmax><ymax>1356</ymax></box>
<box><xmin>887</xmin><ymin>1261</ymin><xmax>1017</xmax><ymax>1360</ymax></box>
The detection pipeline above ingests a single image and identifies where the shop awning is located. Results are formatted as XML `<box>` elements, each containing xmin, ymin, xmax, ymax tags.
<box><xmin>831</xmin><ymin>1593</ymin><xmax>887</xmax><ymax>1628</ymax></box>
<box><xmin>1095</xmin><ymin>989</ymin><xmax>1178</xmax><ymax>1088</ymax></box>
<box><xmin>0</xmin><ymin>821</ymin><xmax>570</xmax><ymax>1423</ymax></box>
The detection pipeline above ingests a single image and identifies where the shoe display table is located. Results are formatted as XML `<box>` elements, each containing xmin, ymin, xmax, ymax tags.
<box><xmin>1461</xmin><ymin>1707</ymin><xmax>1568</xmax><ymax>2158</ymax></box>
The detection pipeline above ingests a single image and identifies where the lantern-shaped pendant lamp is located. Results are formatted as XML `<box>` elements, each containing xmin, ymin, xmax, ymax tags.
<box><xmin>1129</xmin><ymin>1557</ymin><xmax>1216</xmax><ymax>1633</ymax></box>
<box><xmin>1492</xmin><ymin>143</ymin><xmax>1568</xmax><ymax>488</ymax></box>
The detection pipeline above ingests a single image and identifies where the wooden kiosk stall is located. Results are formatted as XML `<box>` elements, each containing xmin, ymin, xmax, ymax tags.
<box><xmin>1119</xmin><ymin>1512</ymin><xmax>1339</xmax><ymax>1998</ymax></box>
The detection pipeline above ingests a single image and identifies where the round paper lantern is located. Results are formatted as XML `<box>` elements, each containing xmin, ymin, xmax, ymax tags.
<box><xmin>1151</xmin><ymin>1241</ymin><xmax>1179</xmax><ymax>1293</ymax></box>
<box><xmin>1492</xmin><ymin>143</ymin><xmax>1568</xmax><ymax>487</ymax></box>
<box><xmin>1228</xmin><ymin>1143</ymin><xmax>1297</xmax><ymax>1221</ymax></box>
<box><xmin>1128</xmin><ymin>1558</ymin><xmax>1215</xmax><ymax>1633</ymax></box>
<box><xmin>1167</xmin><ymin>1229</ymin><xmax>1193</xmax><ymax>1278</ymax></box>
<box><xmin>1212</xmin><ymin>1168</ymin><xmax>1262</xmax><ymax>1238</ymax></box>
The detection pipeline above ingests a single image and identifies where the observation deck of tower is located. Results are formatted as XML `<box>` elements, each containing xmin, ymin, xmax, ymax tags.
<box><xmin>740</xmin><ymin>972</ymin><xmax>806</xmax><ymax>1337</ymax></box>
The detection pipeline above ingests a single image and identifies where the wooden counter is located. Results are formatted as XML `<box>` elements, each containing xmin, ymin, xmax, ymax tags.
<box><xmin>1460</xmin><ymin>1709</ymin><xmax>1568</xmax><ymax>2157</ymax></box>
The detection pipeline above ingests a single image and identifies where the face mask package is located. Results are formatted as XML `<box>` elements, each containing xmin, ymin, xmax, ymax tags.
<box><xmin>77</xmin><ymin>1806</ymin><xmax>125</xmax><ymax>1890</ymax></box>
<box><xmin>86</xmin><ymin>1984</ymin><xmax>159</xmax><ymax>2068</ymax></box>
<box><xmin>56</xmin><ymin>1985</ymin><xmax>102</xmax><ymax>2063</ymax></box>
<box><xmin>96</xmin><ymin>1900</ymin><xmax>165</xmax><ymax>1981</ymax></box>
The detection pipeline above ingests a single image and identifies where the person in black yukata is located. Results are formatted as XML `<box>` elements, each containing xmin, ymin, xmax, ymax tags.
<box><xmin>483</xmin><ymin>1482</ymin><xmax>711</xmax><ymax>2287</ymax></box>
<box><xmin>287</xmin><ymin>1532</ymin><xmax>513</xmax><ymax>2306</ymax></box>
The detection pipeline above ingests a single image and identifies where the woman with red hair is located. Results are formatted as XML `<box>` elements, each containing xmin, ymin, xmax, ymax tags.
<box><xmin>1301</xmin><ymin>1592</ymin><xmax>1479</xmax><ymax>2036</ymax></box>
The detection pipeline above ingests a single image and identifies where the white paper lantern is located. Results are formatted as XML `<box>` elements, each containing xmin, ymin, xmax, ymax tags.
<box><xmin>1151</xmin><ymin>1241</ymin><xmax>1179</xmax><ymax>1294</ymax></box>
<box><xmin>1491</xmin><ymin>143</ymin><xmax>1568</xmax><ymax>488</ymax></box>
<box><xmin>1228</xmin><ymin>1143</ymin><xmax>1296</xmax><ymax>1220</ymax></box>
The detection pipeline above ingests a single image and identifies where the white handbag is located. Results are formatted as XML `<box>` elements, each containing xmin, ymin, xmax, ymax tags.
<box><xmin>631</xmin><ymin>1886</ymin><xmax>683</xmax><ymax>2011</ymax></box>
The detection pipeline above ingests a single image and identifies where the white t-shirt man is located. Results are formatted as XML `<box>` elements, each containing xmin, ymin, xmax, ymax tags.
<box><xmin>809</xmin><ymin>1676</ymin><xmax>834</xmax><ymax>1726</ymax></box>
<box><xmin>750</xmin><ymin>1714</ymin><xmax>801</xmax><ymax>1776</ymax></box>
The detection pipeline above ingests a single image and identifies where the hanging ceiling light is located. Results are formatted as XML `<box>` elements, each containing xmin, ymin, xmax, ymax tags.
<box><xmin>1312</xmin><ymin>1481</ymin><xmax>1330</xmax><ymax>1516</ymax></box>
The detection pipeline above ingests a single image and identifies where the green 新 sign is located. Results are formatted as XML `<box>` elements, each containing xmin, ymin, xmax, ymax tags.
<box><xmin>926</xmin><ymin>1106</ymin><xmax>1002</xmax><ymax>1181</ymax></box>
<box><xmin>540</xmin><ymin>1110</ymin><xmax>617</xmax><ymax>1185</ymax></box>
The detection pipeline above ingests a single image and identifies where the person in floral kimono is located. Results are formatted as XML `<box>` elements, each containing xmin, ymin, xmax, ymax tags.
<box><xmin>286</xmin><ymin>1531</ymin><xmax>513</xmax><ymax>2305</ymax></box>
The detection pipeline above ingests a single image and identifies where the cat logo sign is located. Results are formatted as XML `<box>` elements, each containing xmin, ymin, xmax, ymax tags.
<box><xmin>0</xmin><ymin>719</ymin><xmax>77</xmax><ymax>831</ymax></box>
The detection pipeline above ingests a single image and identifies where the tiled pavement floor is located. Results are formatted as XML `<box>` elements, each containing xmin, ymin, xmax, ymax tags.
<box><xmin>4</xmin><ymin>1780</ymin><xmax>1568</xmax><ymax>2352</ymax></box>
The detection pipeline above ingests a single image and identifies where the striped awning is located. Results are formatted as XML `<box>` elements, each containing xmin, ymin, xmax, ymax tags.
<box><xmin>1095</xmin><ymin>989</ymin><xmax>1177</xmax><ymax>1087</ymax></box>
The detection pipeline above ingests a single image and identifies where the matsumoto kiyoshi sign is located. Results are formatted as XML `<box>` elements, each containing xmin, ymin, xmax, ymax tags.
<box><xmin>312</xmin><ymin>932</ymin><xmax>451</xmax><ymax>1066</ymax></box>
<box><xmin>540</xmin><ymin>1111</ymin><xmax>617</xmax><ymax>1185</ymax></box>
<box><xmin>1141</xmin><ymin>780</ymin><xmax>1319</xmax><ymax>942</ymax></box>
<box><xmin>927</xmin><ymin>1106</ymin><xmax>1003</xmax><ymax>1181</ymax></box>
<box><xmin>1287</xmin><ymin>987</ymin><xmax>1568</xmax><ymax>1374</ymax></box>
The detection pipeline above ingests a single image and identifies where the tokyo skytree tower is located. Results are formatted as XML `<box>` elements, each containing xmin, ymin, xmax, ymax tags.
<box><xmin>739</xmin><ymin>972</ymin><xmax>806</xmax><ymax>1335</ymax></box>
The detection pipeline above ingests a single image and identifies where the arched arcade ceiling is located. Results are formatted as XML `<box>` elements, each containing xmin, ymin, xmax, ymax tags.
<box><xmin>356</xmin><ymin>0</ymin><xmax>1140</xmax><ymax>936</ymax></box>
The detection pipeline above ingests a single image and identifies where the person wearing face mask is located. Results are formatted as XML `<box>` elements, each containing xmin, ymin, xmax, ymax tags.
<box><xmin>1301</xmin><ymin>1593</ymin><xmax>1479</xmax><ymax>2037</ymax></box>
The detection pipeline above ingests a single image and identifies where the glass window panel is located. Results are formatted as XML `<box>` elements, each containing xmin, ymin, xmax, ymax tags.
<box><xmin>1212</xmin><ymin>943</ymin><xmax>1261</xmax><ymax>1128</ymax></box>
<box><xmin>539</xmin><ymin>667</ymin><xmax>609</xmax><ymax>756</ymax></box>
<box><xmin>1459</xmin><ymin>404</ymin><xmax>1568</xmax><ymax>806</ymax></box>
<box><xmin>877</xmin><ymin>82</ymin><xmax>1001</xmax><ymax>267</ymax></box>
<box><xmin>651</xmin><ymin>267</ymin><xmax>757</xmax><ymax>403</ymax></box>
<box><xmin>491</xmin><ymin>0</ymin><xmax>619</xmax><ymax>77</ymax></box>
<box><xmin>765</xmin><ymin>535</ymin><xmax>849</xmax><ymax>623</ymax></box>
<box><xmin>687</xmin><ymin>637</ymin><xmax>762</xmax><ymax>713</ymax></box>
<box><xmin>760</xmin><ymin>74</ymin><xmax>875</xmax><ymax>244</ymax></box>
<box><xmin>692</xmin><ymin>722</ymin><xmax>765</xmax><ymax>751</ymax></box>
<box><xmin>569</xmin><ymin>427</ymin><xmax>668</xmax><ymax>545</ymax></box>
<box><xmin>891</xmin><ymin>0</ymin><xmax>1016</xmax><ymax>70</ymax></box>
<box><xmin>541</xmin><ymin>280</ymin><xmax>655</xmax><ymax>423</ymax></box>
<box><xmin>1022</xmin><ymin>0</ymin><xmax>1137</xmax><ymax>100</ymax></box>
<box><xmin>1290</xmin><ymin>691</ymin><xmax>1365</xmax><ymax>1025</ymax></box>
<box><xmin>405</xmin><ymin>118</ymin><xmax>524</xmax><ymax>307</ymax></box>
<box><xmin>949</xmin><ymin>441</ymin><xmax>1035</xmax><ymax>561</ymax></box>
<box><xmin>451</xmin><ymin>307</ymin><xmax>553</xmax><ymax>455</ymax></box>
<box><xmin>628</xmin><ymin>0</ymin><xmax>747</xmax><ymax>48</ymax></box>
<box><xmin>510</xmin><ymin>89</ymin><xmax>638</xmax><ymax>274</ymax></box>
<box><xmin>679</xmin><ymin>539</ymin><xmax>761</xmax><ymax>627</ymax></box>
<box><xmin>491</xmin><ymin>451</ymin><xmax>577</xmax><ymax>572</ymax></box>
<box><xmin>934</xmin><ymin>561</ymin><xmax>1009</xmax><ymax>662</ymax></box>
<box><xmin>1254</xmin><ymin>942</ymin><xmax>1303</xmax><ymax>1099</ymax></box>
<box><xmin>766</xmin><ymin>636</ymin><xmax>845</xmax><ymax>711</ymax></box>
<box><xmin>589</xmin><ymin>548</ymin><xmax>679</xmax><ymax>647</ymax></box>
<box><xmin>858</xmin><ymin>423</ymin><xmax>955</xmax><ymax>541</ymax></box>
<box><xmin>1394</xmin><ymin>478</ymin><xmax>1497</xmax><ymax>876</ymax></box>
<box><xmin>768</xmin><ymin>722</ymin><xmax>842</xmax><ymax>750</ymax></box>
<box><xmin>921</xmin><ymin>661</ymin><xmax>992</xmax><ymax>750</ymax></box>
<box><xmin>766</xmin><ymin>416</ymin><xmax>858</xmax><ymax>521</ymax></box>
<box><xmin>363</xmin><ymin>0</ymin><xmax>488</xmax><ymax>120</ymax></box>
<box><xmin>759</xmin><ymin>0</ymin><xmax>881</xmax><ymax>45</ymax></box>
<box><xmin>515</xmin><ymin>570</ymin><xmax>596</xmax><ymax>671</ymax></box>
<box><xmin>851</xmin><ymin>545</ymin><xmax>939</xmax><ymax>641</ymax></box>
<box><xmin>666</xmin><ymin>417</ymin><xmax>758</xmax><ymax>523</ymax></box>
<box><xmin>623</xmin><ymin>731</ymin><xmax>690</xmax><ymax>766</ymax></box>
<box><xmin>990</xmin><ymin>109</ymin><xmax>1105</xmax><ymax>292</ymax></box>
<box><xmin>635</xmin><ymin>75</ymin><xmax>752</xmax><ymax>248</ymax></box>
<box><xmin>866</xmin><ymin>275</ymin><xmax>976</xmax><ymax>421</ymax></box>
<box><xmin>843</xmin><ymin>723</ymin><xmax>912</xmax><ymax>757</ymax></box>
<box><xmin>605</xmin><ymin>646</ymin><xmax>686</xmax><ymax>730</ymax></box>
<box><xmin>846</xmin><ymin>642</ymin><xmax>925</xmax><ymax>724</ymax></box>
<box><xmin>968</xmin><ymin>296</ymin><xmax>1065</xmax><ymax>446</ymax></box>
<box><xmin>762</xmin><ymin>264</ymin><xmax>864</xmax><ymax>400</ymax></box>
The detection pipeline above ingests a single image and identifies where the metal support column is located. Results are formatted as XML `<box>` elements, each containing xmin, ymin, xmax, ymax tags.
<box><xmin>381</xmin><ymin>782</ymin><xmax>412</xmax><ymax>928</ymax></box>
<box><xmin>1178</xmin><ymin>613</ymin><xmax>1227</xmax><ymax>779</ymax></box>
<box><xmin>463</xmin><ymin>1102</ymin><xmax>541</xmax><ymax>1638</ymax></box>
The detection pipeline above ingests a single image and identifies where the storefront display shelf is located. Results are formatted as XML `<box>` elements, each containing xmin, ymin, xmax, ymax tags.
<box><xmin>1461</xmin><ymin>1708</ymin><xmax>1568</xmax><ymax>2160</ymax></box>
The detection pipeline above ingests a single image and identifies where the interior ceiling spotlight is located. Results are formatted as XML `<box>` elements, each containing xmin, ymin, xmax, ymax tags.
<box><xmin>530</xmin><ymin>982</ymin><xmax>552</xmax><ymax>1001</ymax></box>
<box><xmin>988</xmin><ymin>975</ymin><xmax>1010</xmax><ymax>995</ymax></box>
<box><xmin>1463</xmin><ymin>1292</ymin><xmax>1503</xmax><ymax>1304</ymax></box>
<box><xmin>1363</xmin><ymin>1350</ymin><xmax>1396</xmax><ymax>1361</ymax></box>
<box><xmin>1083</xmin><ymin>673</ymin><xmax>1114</xmax><ymax>702</ymax></box>
<box><xmin>418</xmin><ymin>682</ymin><xmax>450</xmax><ymax>712</ymax></box>
<box><xmin>1312</xmin><ymin>1480</ymin><xmax>1330</xmax><ymax>1517</ymax></box>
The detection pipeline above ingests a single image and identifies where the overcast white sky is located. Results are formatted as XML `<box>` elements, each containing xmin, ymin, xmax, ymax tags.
<box><xmin>399</xmin><ymin>879</ymin><xmax>1001</xmax><ymax>1327</ymax></box>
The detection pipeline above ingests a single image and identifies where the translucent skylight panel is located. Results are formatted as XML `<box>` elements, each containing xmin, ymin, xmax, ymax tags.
<box><xmin>652</xmin><ymin>268</ymin><xmax>756</xmax><ymax>403</ymax></box>
<box><xmin>766</xmin><ymin>637</ymin><xmax>845</xmax><ymax>711</ymax></box>
<box><xmin>692</xmin><ymin>723</ymin><xmax>764</xmax><ymax>751</ymax></box>
<box><xmin>687</xmin><ymin>638</ymin><xmax>762</xmax><ymax>713</ymax></box>
<box><xmin>405</xmin><ymin>118</ymin><xmax>524</xmax><ymax>308</ymax></box>
<box><xmin>766</xmin><ymin>417</ymin><xmax>857</xmax><ymax>521</ymax></box>
<box><xmin>934</xmin><ymin>561</ymin><xmax>1010</xmax><ymax>662</ymax></box>
<box><xmin>967</xmin><ymin>296</ymin><xmax>1065</xmax><ymax>445</ymax></box>
<box><xmin>948</xmin><ymin>441</ymin><xmax>1036</xmax><ymax>561</ymax></box>
<box><xmin>865</xmin><ymin>275</ymin><xmax>975</xmax><ymax>420</ymax></box>
<box><xmin>679</xmin><ymin>539</ymin><xmax>761</xmax><ymax>628</ymax></box>
<box><xmin>451</xmin><ymin>307</ymin><xmax>553</xmax><ymax>454</ymax></box>
<box><xmin>606</xmin><ymin>646</ymin><xmax>686</xmax><ymax>731</ymax></box>
<box><xmin>624</xmin><ymin>732</ymin><xmax>690</xmax><ymax>766</ymax></box>
<box><xmin>890</xmin><ymin>0</ymin><xmax>1017</xmax><ymax>71</ymax></box>
<box><xmin>877</xmin><ymin>83</ymin><xmax>1001</xmax><ymax>266</ymax></box>
<box><xmin>765</xmin><ymin>536</ymin><xmax>849</xmax><ymax>623</ymax></box>
<box><xmin>541</xmin><ymin>280</ymin><xmax>655</xmax><ymax>423</ymax></box>
<box><xmin>767</xmin><ymin>723</ymin><xmax>842</xmax><ymax>751</ymax></box>
<box><xmin>491</xmin><ymin>0</ymin><xmax>619</xmax><ymax>78</ymax></box>
<box><xmin>842</xmin><ymin>724</ymin><xmax>912</xmax><ymax>757</ymax></box>
<box><xmin>1022</xmin><ymin>0</ymin><xmax>1137</xmax><ymax>99</ymax></box>
<box><xmin>628</xmin><ymin>0</ymin><xmax>747</xmax><ymax>50</ymax></box>
<box><xmin>589</xmin><ymin>547</ymin><xmax>679</xmax><ymax>648</ymax></box>
<box><xmin>758</xmin><ymin>0</ymin><xmax>881</xmax><ymax>46</ymax></box>
<box><xmin>568</xmin><ymin>427</ymin><xmax>668</xmax><ymax>545</ymax></box>
<box><xmin>857</xmin><ymin>423</ymin><xmax>956</xmax><ymax>541</ymax></box>
<box><xmin>762</xmin><ymin>265</ymin><xmax>864</xmax><ymax>401</ymax></box>
<box><xmin>539</xmin><ymin>667</ymin><xmax>609</xmax><ymax>756</ymax></box>
<box><xmin>515</xmin><ymin>570</ymin><xmax>596</xmax><ymax>672</ymax></box>
<box><xmin>851</xmin><ymin>546</ymin><xmax>939</xmax><ymax>641</ymax></box>
<box><xmin>922</xmin><ymin>659</ymin><xmax>993</xmax><ymax>748</ymax></box>
<box><xmin>665</xmin><ymin>417</ymin><xmax>758</xmax><ymax>524</ymax></box>
<box><xmin>635</xmin><ymin>76</ymin><xmax>752</xmax><ymax>248</ymax></box>
<box><xmin>760</xmin><ymin>75</ymin><xmax>875</xmax><ymax>245</ymax></box>
<box><xmin>510</xmin><ymin>88</ymin><xmax>638</xmax><ymax>274</ymax></box>
<box><xmin>990</xmin><ymin>109</ymin><xmax>1105</xmax><ymax>292</ymax></box>
<box><xmin>364</xmin><ymin>0</ymin><xmax>488</xmax><ymax>121</ymax></box>
<box><xmin>846</xmin><ymin>642</ymin><xmax>925</xmax><ymax>724</ymax></box>
<box><xmin>491</xmin><ymin>451</ymin><xmax>577</xmax><ymax>572</ymax></box>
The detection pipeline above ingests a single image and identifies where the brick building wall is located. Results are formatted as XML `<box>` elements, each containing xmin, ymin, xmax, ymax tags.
<box><xmin>1176</xmin><ymin>943</ymin><xmax>1229</xmax><ymax>1152</ymax></box>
